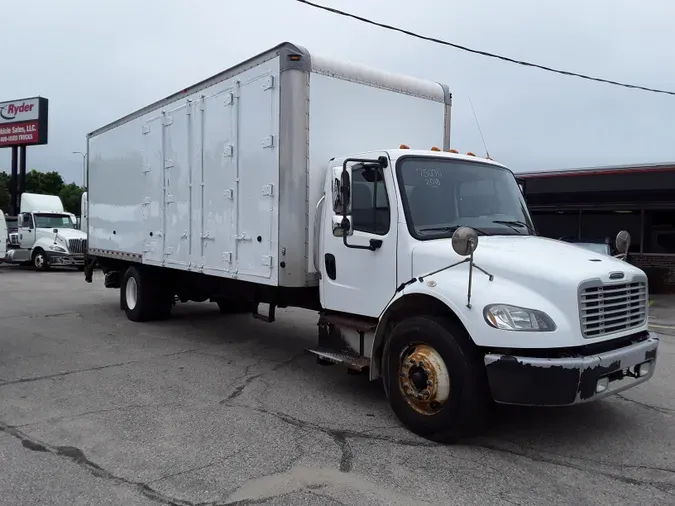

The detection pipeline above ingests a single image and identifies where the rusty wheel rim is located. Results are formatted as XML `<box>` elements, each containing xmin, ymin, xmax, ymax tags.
<box><xmin>398</xmin><ymin>342</ymin><xmax>451</xmax><ymax>415</ymax></box>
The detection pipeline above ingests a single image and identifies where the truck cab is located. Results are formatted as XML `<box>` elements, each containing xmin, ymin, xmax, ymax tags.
<box><xmin>4</xmin><ymin>193</ymin><xmax>87</xmax><ymax>270</ymax></box>
<box><xmin>315</xmin><ymin>148</ymin><xmax>657</xmax><ymax>439</ymax></box>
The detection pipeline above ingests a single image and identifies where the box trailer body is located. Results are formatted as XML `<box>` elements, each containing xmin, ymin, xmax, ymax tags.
<box><xmin>84</xmin><ymin>42</ymin><xmax>659</xmax><ymax>442</ymax></box>
<box><xmin>86</xmin><ymin>42</ymin><xmax>450</xmax><ymax>289</ymax></box>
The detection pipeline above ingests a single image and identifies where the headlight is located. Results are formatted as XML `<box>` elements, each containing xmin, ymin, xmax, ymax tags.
<box><xmin>483</xmin><ymin>304</ymin><xmax>556</xmax><ymax>332</ymax></box>
<box><xmin>49</xmin><ymin>245</ymin><xmax>66</xmax><ymax>253</ymax></box>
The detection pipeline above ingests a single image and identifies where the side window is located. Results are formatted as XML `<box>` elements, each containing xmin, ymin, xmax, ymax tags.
<box><xmin>351</xmin><ymin>166</ymin><xmax>390</xmax><ymax>235</ymax></box>
<box><xmin>22</xmin><ymin>213</ymin><xmax>33</xmax><ymax>228</ymax></box>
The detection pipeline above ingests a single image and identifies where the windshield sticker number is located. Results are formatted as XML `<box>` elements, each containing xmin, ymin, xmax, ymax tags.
<box><xmin>416</xmin><ymin>167</ymin><xmax>442</xmax><ymax>187</ymax></box>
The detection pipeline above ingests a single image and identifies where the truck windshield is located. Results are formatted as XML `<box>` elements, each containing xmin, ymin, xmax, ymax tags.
<box><xmin>34</xmin><ymin>214</ymin><xmax>76</xmax><ymax>229</ymax></box>
<box><xmin>395</xmin><ymin>156</ymin><xmax>535</xmax><ymax>239</ymax></box>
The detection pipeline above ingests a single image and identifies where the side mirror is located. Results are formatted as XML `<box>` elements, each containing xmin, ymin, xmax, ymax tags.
<box><xmin>451</xmin><ymin>227</ymin><xmax>479</xmax><ymax>256</ymax></box>
<box><xmin>614</xmin><ymin>230</ymin><xmax>631</xmax><ymax>260</ymax></box>
<box><xmin>331</xmin><ymin>165</ymin><xmax>353</xmax><ymax>237</ymax></box>
<box><xmin>332</xmin><ymin>166</ymin><xmax>351</xmax><ymax>215</ymax></box>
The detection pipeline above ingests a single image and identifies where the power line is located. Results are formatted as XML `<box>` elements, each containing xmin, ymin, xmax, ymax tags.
<box><xmin>296</xmin><ymin>0</ymin><xmax>675</xmax><ymax>97</ymax></box>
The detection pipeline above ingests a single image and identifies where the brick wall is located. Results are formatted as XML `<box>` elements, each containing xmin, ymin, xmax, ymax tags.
<box><xmin>629</xmin><ymin>254</ymin><xmax>675</xmax><ymax>294</ymax></box>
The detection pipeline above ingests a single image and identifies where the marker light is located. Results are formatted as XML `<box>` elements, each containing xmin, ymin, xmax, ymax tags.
<box><xmin>466</xmin><ymin>152</ymin><xmax>476</xmax><ymax>157</ymax></box>
<box><xmin>400</xmin><ymin>144</ymin><xmax>410</xmax><ymax>149</ymax></box>
<box><xmin>430</xmin><ymin>146</ymin><xmax>441</xmax><ymax>151</ymax></box>
<box><xmin>448</xmin><ymin>149</ymin><xmax>459</xmax><ymax>154</ymax></box>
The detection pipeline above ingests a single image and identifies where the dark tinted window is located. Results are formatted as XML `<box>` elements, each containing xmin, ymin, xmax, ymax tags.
<box><xmin>351</xmin><ymin>166</ymin><xmax>390</xmax><ymax>235</ymax></box>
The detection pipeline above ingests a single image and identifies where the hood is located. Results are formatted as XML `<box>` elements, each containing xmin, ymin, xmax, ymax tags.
<box><xmin>50</xmin><ymin>228</ymin><xmax>87</xmax><ymax>241</ymax></box>
<box><xmin>412</xmin><ymin>235</ymin><xmax>644</xmax><ymax>289</ymax></box>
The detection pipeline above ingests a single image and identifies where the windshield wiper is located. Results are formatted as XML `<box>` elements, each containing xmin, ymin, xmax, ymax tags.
<box><xmin>419</xmin><ymin>225</ymin><xmax>492</xmax><ymax>236</ymax></box>
<box><xmin>491</xmin><ymin>220</ymin><xmax>535</xmax><ymax>235</ymax></box>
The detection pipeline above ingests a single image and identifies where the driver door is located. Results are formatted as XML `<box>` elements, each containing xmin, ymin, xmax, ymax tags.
<box><xmin>19</xmin><ymin>213</ymin><xmax>36</xmax><ymax>249</ymax></box>
<box><xmin>320</xmin><ymin>159</ymin><xmax>398</xmax><ymax>318</ymax></box>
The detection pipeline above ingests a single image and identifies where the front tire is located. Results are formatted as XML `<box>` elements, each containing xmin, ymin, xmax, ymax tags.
<box><xmin>32</xmin><ymin>250</ymin><xmax>50</xmax><ymax>271</ymax></box>
<box><xmin>384</xmin><ymin>316</ymin><xmax>489</xmax><ymax>443</ymax></box>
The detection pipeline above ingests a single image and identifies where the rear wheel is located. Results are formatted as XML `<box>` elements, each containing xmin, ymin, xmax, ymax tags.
<box><xmin>120</xmin><ymin>266</ymin><xmax>173</xmax><ymax>322</ymax></box>
<box><xmin>384</xmin><ymin>315</ymin><xmax>489</xmax><ymax>443</ymax></box>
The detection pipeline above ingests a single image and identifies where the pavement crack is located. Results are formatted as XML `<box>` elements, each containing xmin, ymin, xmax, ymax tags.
<box><xmin>331</xmin><ymin>432</ymin><xmax>353</xmax><ymax>473</ymax></box>
<box><xmin>472</xmin><ymin>441</ymin><xmax>675</xmax><ymax>496</ymax></box>
<box><xmin>0</xmin><ymin>348</ymin><xmax>204</xmax><ymax>387</ymax></box>
<box><xmin>1</xmin><ymin>421</ymin><xmax>197</xmax><ymax>506</ymax></box>
<box><xmin>220</xmin><ymin>352</ymin><xmax>307</xmax><ymax>404</ymax></box>
<box><xmin>615</xmin><ymin>393</ymin><xmax>675</xmax><ymax>415</ymax></box>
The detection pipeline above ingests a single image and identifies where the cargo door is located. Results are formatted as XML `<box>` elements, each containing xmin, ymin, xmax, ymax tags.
<box><xmin>234</xmin><ymin>73</ymin><xmax>278</xmax><ymax>280</ymax></box>
<box><xmin>140</xmin><ymin>116</ymin><xmax>164</xmax><ymax>264</ymax></box>
<box><xmin>163</xmin><ymin>104</ymin><xmax>192</xmax><ymax>267</ymax></box>
<box><xmin>199</xmin><ymin>88</ymin><xmax>237</xmax><ymax>273</ymax></box>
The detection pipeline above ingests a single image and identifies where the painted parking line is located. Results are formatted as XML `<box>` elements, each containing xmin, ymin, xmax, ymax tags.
<box><xmin>649</xmin><ymin>323</ymin><xmax>675</xmax><ymax>330</ymax></box>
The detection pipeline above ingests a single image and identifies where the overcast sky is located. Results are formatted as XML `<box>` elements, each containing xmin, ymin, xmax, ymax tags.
<box><xmin>1</xmin><ymin>0</ymin><xmax>673</xmax><ymax>185</ymax></box>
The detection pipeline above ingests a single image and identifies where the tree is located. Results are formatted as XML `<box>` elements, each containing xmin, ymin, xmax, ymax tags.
<box><xmin>59</xmin><ymin>183</ymin><xmax>84</xmax><ymax>214</ymax></box>
<box><xmin>0</xmin><ymin>169</ymin><xmax>82</xmax><ymax>214</ymax></box>
<box><xmin>0</xmin><ymin>171</ymin><xmax>9</xmax><ymax>212</ymax></box>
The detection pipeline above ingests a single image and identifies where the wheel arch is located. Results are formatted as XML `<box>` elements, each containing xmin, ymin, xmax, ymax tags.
<box><xmin>369</xmin><ymin>292</ymin><xmax>470</xmax><ymax>382</ymax></box>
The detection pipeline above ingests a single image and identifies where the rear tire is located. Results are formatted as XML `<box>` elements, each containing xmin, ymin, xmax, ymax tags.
<box><xmin>384</xmin><ymin>315</ymin><xmax>489</xmax><ymax>443</ymax></box>
<box><xmin>120</xmin><ymin>266</ymin><xmax>173</xmax><ymax>322</ymax></box>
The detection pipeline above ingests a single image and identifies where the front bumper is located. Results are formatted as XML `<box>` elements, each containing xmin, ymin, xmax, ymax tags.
<box><xmin>45</xmin><ymin>251</ymin><xmax>84</xmax><ymax>267</ymax></box>
<box><xmin>484</xmin><ymin>332</ymin><xmax>659</xmax><ymax>406</ymax></box>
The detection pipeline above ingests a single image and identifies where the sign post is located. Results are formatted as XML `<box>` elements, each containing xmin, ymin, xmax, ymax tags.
<box><xmin>0</xmin><ymin>96</ymin><xmax>49</xmax><ymax>215</ymax></box>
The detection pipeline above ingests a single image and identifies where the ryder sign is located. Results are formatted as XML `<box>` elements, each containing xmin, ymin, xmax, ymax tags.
<box><xmin>0</xmin><ymin>97</ymin><xmax>49</xmax><ymax>148</ymax></box>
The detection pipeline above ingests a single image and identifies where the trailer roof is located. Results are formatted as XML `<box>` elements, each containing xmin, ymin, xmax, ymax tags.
<box><xmin>517</xmin><ymin>161</ymin><xmax>675</xmax><ymax>178</ymax></box>
<box><xmin>88</xmin><ymin>42</ymin><xmax>451</xmax><ymax>138</ymax></box>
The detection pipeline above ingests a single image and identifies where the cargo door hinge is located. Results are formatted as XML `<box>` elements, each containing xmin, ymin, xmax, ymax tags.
<box><xmin>142</xmin><ymin>197</ymin><xmax>151</xmax><ymax>206</ymax></box>
<box><xmin>224</xmin><ymin>188</ymin><xmax>234</xmax><ymax>199</ymax></box>
<box><xmin>142</xmin><ymin>164</ymin><xmax>150</xmax><ymax>173</ymax></box>
<box><xmin>262</xmin><ymin>76</ymin><xmax>275</xmax><ymax>90</ymax></box>
<box><xmin>163</xmin><ymin>114</ymin><xmax>174</xmax><ymax>127</ymax></box>
<box><xmin>262</xmin><ymin>135</ymin><xmax>274</xmax><ymax>148</ymax></box>
<box><xmin>201</xmin><ymin>232</ymin><xmax>215</xmax><ymax>240</ymax></box>
<box><xmin>166</xmin><ymin>194</ymin><xmax>175</xmax><ymax>204</ymax></box>
<box><xmin>142</xmin><ymin>125</ymin><xmax>151</xmax><ymax>135</ymax></box>
<box><xmin>165</xmin><ymin>247</ymin><xmax>174</xmax><ymax>256</ymax></box>
<box><xmin>223</xmin><ymin>252</ymin><xmax>233</xmax><ymax>263</ymax></box>
<box><xmin>261</xmin><ymin>255</ymin><xmax>273</xmax><ymax>267</ymax></box>
<box><xmin>235</xmin><ymin>233</ymin><xmax>252</xmax><ymax>242</ymax></box>
<box><xmin>224</xmin><ymin>92</ymin><xmax>234</xmax><ymax>106</ymax></box>
<box><xmin>223</xmin><ymin>144</ymin><xmax>234</xmax><ymax>157</ymax></box>
<box><xmin>261</xmin><ymin>184</ymin><xmax>274</xmax><ymax>196</ymax></box>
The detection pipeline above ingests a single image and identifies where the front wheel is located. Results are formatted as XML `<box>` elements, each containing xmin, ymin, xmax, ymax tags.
<box><xmin>384</xmin><ymin>316</ymin><xmax>489</xmax><ymax>443</ymax></box>
<box><xmin>32</xmin><ymin>250</ymin><xmax>50</xmax><ymax>271</ymax></box>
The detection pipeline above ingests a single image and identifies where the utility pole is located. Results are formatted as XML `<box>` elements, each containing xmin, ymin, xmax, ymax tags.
<box><xmin>72</xmin><ymin>151</ymin><xmax>87</xmax><ymax>187</ymax></box>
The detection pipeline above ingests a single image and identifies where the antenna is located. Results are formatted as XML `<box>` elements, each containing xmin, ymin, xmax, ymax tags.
<box><xmin>468</xmin><ymin>95</ymin><xmax>491</xmax><ymax>160</ymax></box>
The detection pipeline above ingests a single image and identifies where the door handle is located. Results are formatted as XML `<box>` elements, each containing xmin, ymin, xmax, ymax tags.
<box><xmin>369</xmin><ymin>239</ymin><xmax>383</xmax><ymax>250</ymax></box>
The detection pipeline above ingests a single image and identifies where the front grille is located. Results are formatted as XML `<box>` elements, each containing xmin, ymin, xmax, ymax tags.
<box><xmin>68</xmin><ymin>238</ymin><xmax>87</xmax><ymax>254</ymax></box>
<box><xmin>579</xmin><ymin>281</ymin><xmax>647</xmax><ymax>338</ymax></box>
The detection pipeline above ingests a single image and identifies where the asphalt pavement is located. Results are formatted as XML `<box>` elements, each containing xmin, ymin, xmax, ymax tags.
<box><xmin>0</xmin><ymin>265</ymin><xmax>673</xmax><ymax>506</ymax></box>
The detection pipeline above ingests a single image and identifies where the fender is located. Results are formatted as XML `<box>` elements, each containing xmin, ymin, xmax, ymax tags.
<box><xmin>368</xmin><ymin>283</ymin><xmax>473</xmax><ymax>382</ymax></box>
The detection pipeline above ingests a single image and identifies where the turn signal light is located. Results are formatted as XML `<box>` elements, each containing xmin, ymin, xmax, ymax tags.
<box><xmin>400</xmin><ymin>144</ymin><xmax>410</xmax><ymax>149</ymax></box>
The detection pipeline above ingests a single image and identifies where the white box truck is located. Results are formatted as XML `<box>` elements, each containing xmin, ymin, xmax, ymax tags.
<box><xmin>84</xmin><ymin>42</ymin><xmax>659</xmax><ymax>441</ymax></box>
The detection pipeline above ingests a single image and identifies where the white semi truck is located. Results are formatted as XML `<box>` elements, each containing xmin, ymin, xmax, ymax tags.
<box><xmin>83</xmin><ymin>42</ymin><xmax>659</xmax><ymax>441</ymax></box>
<box><xmin>4</xmin><ymin>193</ymin><xmax>87</xmax><ymax>270</ymax></box>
